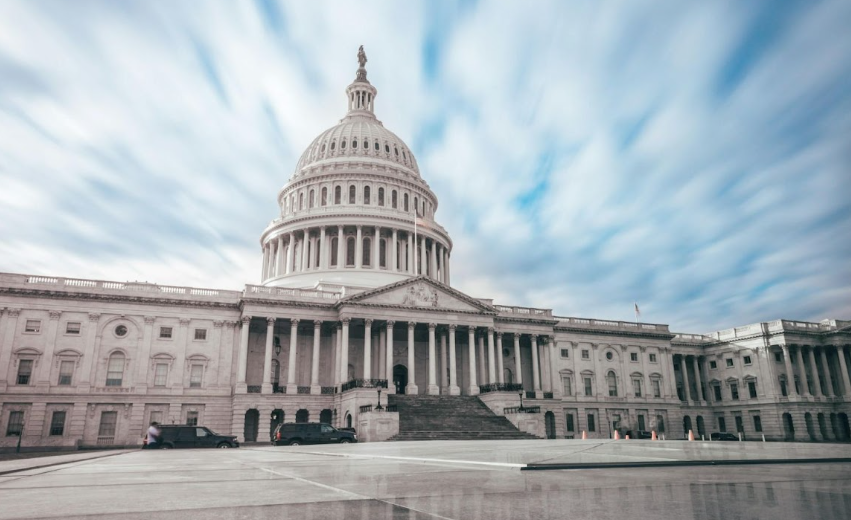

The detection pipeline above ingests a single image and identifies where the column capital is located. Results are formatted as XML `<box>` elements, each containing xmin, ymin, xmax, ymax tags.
<box><xmin>313</xmin><ymin>320</ymin><xmax>322</xmax><ymax>328</ymax></box>
<box><xmin>408</xmin><ymin>321</ymin><xmax>416</xmax><ymax>330</ymax></box>
<box><xmin>495</xmin><ymin>330</ymin><xmax>503</xmax><ymax>338</ymax></box>
<box><xmin>365</xmin><ymin>318</ymin><xmax>374</xmax><ymax>327</ymax></box>
<box><xmin>48</xmin><ymin>310</ymin><xmax>62</xmax><ymax>320</ymax></box>
<box><xmin>88</xmin><ymin>313</ymin><xmax>100</xmax><ymax>322</ymax></box>
<box><xmin>225</xmin><ymin>321</ymin><xmax>236</xmax><ymax>329</ymax></box>
<box><xmin>290</xmin><ymin>318</ymin><xmax>299</xmax><ymax>327</ymax></box>
<box><xmin>213</xmin><ymin>320</ymin><xmax>224</xmax><ymax>328</ymax></box>
<box><xmin>386</xmin><ymin>320</ymin><xmax>395</xmax><ymax>328</ymax></box>
<box><xmin>448</xmin><ymin>323</ymin><xmax>457</xmax><ymax>331</ymax></box>
<box><xmin>342</xmin><ymin>317</ymin><xmax>351</xmax><ymax>325</ymax></box>
<box><xmin>241</xmin><ymin>315</ymin><xmax>252</xmax><ymax>324</ymax></box>
<box><xmin>267</xmin><ymin>317</ymin><xmax>277</xmax><ymax>326</ymax></box>
<box><xmin>144</xmin><ymin>316</ymin><xmax>156</xmax><ymax>324</ymax></box>
<box><xmin>428</xmin><ymin>323</ymin><xmax>437</xmax><ymax>330</ymax></box>
<box><xmin>487</xmin><ymin>326</ymin><xmax>494</xmax><ymax>333</ymax></box>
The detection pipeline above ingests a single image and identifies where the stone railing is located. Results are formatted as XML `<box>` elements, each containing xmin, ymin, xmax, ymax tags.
<box><xmin>479</xmin><ymin>383</ymin><xmax>524</xmax><ymax>394</ymax></box>
<box><xmin>341</xmin><ymin>379</ymin><xmax>388</xmax><ymax>392</ymax></box>
<box><xmin>297</xmin><ymin>386</ymin><xmax>311</xmax><ymax>394</ymax></box>
<box><xmin>673</xmin><ymin>333</ymin><xmax>714</xmax><ymax>343</ymax></box>
<box><xmin>247</xmin><ymin>385</ymin><xmax>261</xmax><ymax>394</ymax></box>
<box><xmin>244</xmin><ymin>284</ymin><xmax>341</xmax><ymax>302</ymax></box>
<box><xmin>504</xmin><ymin>406</ymin><xmax>540</xmax><ymax>414</ymax></box>
<box><xmin>555</xmin><ymin>316</ymin><xmax>670</xmax><ymax>333</ymax></box>
<box><xmin>495</xmin><ymin>305</ymin><xmax>553</xmax><ymax>318</ymax></box>
<box><xmin>321</xmin><ymin>386</ymin><xmax>336</xmax><ymax>395</ymax></box>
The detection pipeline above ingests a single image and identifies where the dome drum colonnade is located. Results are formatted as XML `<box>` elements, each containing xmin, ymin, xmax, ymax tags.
<box><xmin>259</xmin><ymin>47</ymin><xmax>451</xmax><ymax>290</ymax></box>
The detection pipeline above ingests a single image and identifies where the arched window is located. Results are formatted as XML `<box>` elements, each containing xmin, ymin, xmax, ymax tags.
<box><xmin>309</xmin><ymin>189</ymin><xmax>315</xmax><ymax>208</ymax></box>
<box><xmin>321</xmin><ymin>187</ymin><xmax>327</xmax><ymax>206</ymax></box>
<box><xmin>394</xmin><ymin>146</ymin><xmax>399</xmax><ymax>156</ymax></box>
<box><xmin>607</xmin><ymin>371</ymin><xmax>618</xmax><ymax>397</ymax></box>
<box><xmin>414</xmin><ymin>197</ymin><xmax>419</xmax><ymax>215</ymax></box>
<box><xmin>364</xmin><ymin>186</ymin><xmax>371</xmax><ymax>205</ymax></box>
<box><xmin>374</xmin><ymin>142</ymin><xmax>380</xmax><ymax>151</ymax></box>
<box><xmin>334</xmin><ymin>186</ymin><xmax>341</xmax><ymax>204</ymax></box>
<box><xmin>422</xmin><ymin>200</ymin><xmax>426</xmax><ymax>216</ymax></box>
<box><xmin>291</xmin><ymin>195</ymin><xmax>296</xmax><ymax>212</ymax></box>
<box><xmin>299</xmin><ymin>193</ymin><xmax>304</xmax><ymax>210</ymax></box>
<box><xmin>331</xmin><ymin>141</ymin><xmax>336</xmax><ymax>151</ymax></box>
<box><xmin>363</xmin><ymin>237</ymin><xmax>371</xmax><ymax>266</ymax></box>
<box><xmin>392</xmin><ymin>190</ymin><xmax>398</xmax><ymax>208</ymax></box>
<box><xmin>320</xmin><ymin>143</ymin><xmax>326</xmax><ymax>153</ymax></box>
<box><xmin>352</xmin><ymin>138</ymin><xmax>358</xmax><ymax>149</ymax></box>
<box><xmin>106</xmin><ymin>352</ymin><xmax>125</xmax><ymax>387</ymax></box>
<box><xmin>346</xmin><ymin>237</ymin><xmax>355</xmax><ymax>266</ymax></box>
<box><xmin>403</xmin><ymin>193</ymin><xmax>409</xmax><ymax>212</ymax></box>
<box><xmin>341</xmin><ymin>139</ymin><xmax>347</xmax><ymax>150</ymax></box>
<box><xmin>379</xmin><ymin>239</ymin><xmax>387</xmax><ymax>268</ymax></box>
<box><xmin>330</xmin><ymin>237</ymin><xmax>338</xmax><ymax>267</ymax></box>
<box><xmin>349</xmin><ymin>185</ymin><xmax>356</xmax><ymax>204</ymax></box>
<box><xmin>283</xmin><ymin>198</ymin><xmax>289</xmax><ymax>215</ymax></box>
<box><xmin>385</xmin><ymin>143</ymin><xmax>390</xmax><ymax>153</ymax></box>
<box><xmin>378</xmin><ymin>188</ymin><xmax>384</xmax><ymax>206</ymax></box>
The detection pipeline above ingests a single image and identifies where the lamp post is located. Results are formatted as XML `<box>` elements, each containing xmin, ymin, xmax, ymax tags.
<box><xmin>376</xmin><ymin>388</ymin><xmax>383</xmax><ymax>411</ymax></box>
<box><xmin>518</xmin><ymin>391</ymin><xmax>524</xmax><ymax>412</ymax></box>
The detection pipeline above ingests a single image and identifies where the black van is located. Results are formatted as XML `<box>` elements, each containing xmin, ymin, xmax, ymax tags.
<box><xmin>156</xmin><ymin>425</ymin><xmax>239</xmax><ymax>449</ymax></box>
<box><xmin>272</xmin><ymin>422</ymin><xmax>357</xmax><ymax>446</ymax></box>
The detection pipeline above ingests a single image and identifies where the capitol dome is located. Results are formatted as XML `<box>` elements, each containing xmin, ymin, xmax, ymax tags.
<box><xmin>258</xmin><ymin>47</ymin><xmax>452</xmax><ymax>292</ymax></box>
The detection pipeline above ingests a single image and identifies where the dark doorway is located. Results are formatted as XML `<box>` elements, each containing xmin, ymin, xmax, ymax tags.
<box><xmin>683</xmin><ymin>415</ymin><xmax>692</xmax><ymax>438</ymax></box>
<box><xmin>320</xmin><ymin>409</ymin><xmax>333</xmax><ymax>425</ymax></box>
<box><xmin>783</xmin><ymin>412</ymin><xmax>795</xmax><ymax>441</ymax></box>
<box><xmin>805</xmin><ymin>413</ymin><xmax>816</xmax><ymax>441</ymax></box>
<box><xmin>818</xmin><ymin>413</ymin><xmax>830</xmax><ymax>441</ymax></box>
<box><xmin>393</xmin><ymin>364</ymin><xmax>408</xmax><ymax>395</ymax></box>
<box><xmin>271</xmin><ymin>409</ymin><xmax>284</xmax><ymax>440</ymax></box>
<box><xmin>346</xmin><ymin>413</ymin><xmax>352</xmax><ymax>429</ymax></box>
<box><xmin>696</xmin><ymin>416</ymin><xmax>705</xmax><ymax>438</ymax></box>
<box><xmin>296</xmin><ymin>409</ymin><xmax>309</xmax><ymax>423</ymax></box>
<box><xmin>545</xmin><ymin>411</ymin><xmax>556</xmax><ymax>439</ymax></box>
<box><xmin>244</xmin><ymin>409</ymin><xmax>259</xmax><ymax>442</ymax></box>
<box><xmin>839</xmin><ymin>413</ymin><xmax>851</xmax><ymax>441</ymax></box>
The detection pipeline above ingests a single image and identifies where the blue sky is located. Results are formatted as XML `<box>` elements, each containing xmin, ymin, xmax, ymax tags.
<box><xmin>0</xmin><ymin>1</ymin><xmax>849</xmax><ymax>333</ymax></box>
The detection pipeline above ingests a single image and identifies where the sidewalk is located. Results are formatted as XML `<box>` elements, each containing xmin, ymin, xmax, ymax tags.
<box><xmin>0</xmin><ymin>450</ymin><xmax>131</xmax><ymax>476</ymax></box>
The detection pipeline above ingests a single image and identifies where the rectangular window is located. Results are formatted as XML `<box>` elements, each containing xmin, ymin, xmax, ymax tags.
<box><xmin>560</xmin><ymin>348</ymin><xmax>570</xmax><ymax>358</ymax></box>
<box><xmin>608</xmin><ymin>379</ymin><xmax>618</xmax><ymax>397</ymax></box>
<box><xmin>565</xmin><ymin>413</ymin><xmax>575</xmax><ymax>433</ymax></box>
<box><xmin>584</xmin><ymin>377</ymin><xmax>592</xmax><ymax>396</ymax></box>
<box><xmin>753</xmin><ymin>415</ymin><xmax>763</xmax><ymax>432</ymax></box>
<box><xmin>154</xmin><ymin>363</ymin><xmax>168</xmax><ymax>387</ymax></box>
<box><xmin>735</xmin><ymin>416</ymin><xmax>744</xmax><ymax>433</ymax></box>
<box><xmin>709</xmin><ymin>360</ymin><xmax>717</xmax><ymax>369</ymax></box>
<box><xmin>774</xmin><ymin>352</ymin><xmax>782</xmax><ymax>363</ymax></box>
<box><xmin>149</xmin><ymin>411</ymin><xmax>163</xmax><ymax>425</ymax></box>
<box><xmin>649</xmin><ymin>353</ymin><xmax>657</xmax><ymax>363</ymax></box>
<box><xmin>58</xmin><ymin>360</ymin><xmax>75</xmax><ymax>385</ymax></box>
<box><xmin>780</xmin><ymin>379</ymin><xmax>788</xmax><ymax>396</ymax></box>
<box><xmin>731</xmin><ymin>383</ymin><xmax>739</xmax><ymax>400</ymax></box>
<box><xmin>98</xmin><ymin>411</ymin><xmax>117</xmax><ymax>438</ymax></box>
<box><xmin>6</xmin><ymin>411</ymin><xmax>24</xmax><ymax>436</ymax></box>
<box><xmin>17</xmin><ymin>359</ymin><xmax>34</xmax><ymax>385</ymax></box>
<box><xmin>49</xmin><ymin>411</ymin><xmax>66</xmax><ymax>436</ymax></box>
<box><xmin>718</xmin><ymin>417</ymin><xmax>727</xmax><ymax>432</ymax></box>
<box><xmin>630</xmin><ymin>353</ymin><xmax>638</xmax><ymax>362</ymax></box>
<box><xmin>638</xmin><ymin>415</ymin><xmax>646</xmax><ymax>431</ymax></box>
<box><xmin>633</xmin><ymin>378</ymin><xmax>642</xmax><ymax>397</ymax></box>
<box><xmin>743</xmin><ymin>355</ymin><xmax>752</xmax><ymax>365</ymax></box>
<box><xmin>748</xmin><ymin>381</ymin><xmax>757</xmax><ymax>398</ymax></box>
<box><xmin>186</xmin><ymin>411</ymin><xmax>199</xmax><ymax>426</ymax></box>
<box><xmin>194</xmin><ymin>329</ymin><xmax>207</xmax><ymax>341</ymax></box>
<box><xmin>562</xmin><ymin>377</ymin><xmax>572</xmax><ymax>396</ymax></box>
<box><xmin>581</xmin><ymin>349</ymin><xmax>589</xmax><ymax>360</ymax></box>
<box><xmin>190</xmin><ymin>365</ymin><xmax>203</xmax><ymax>388</ymax></box>
<box><xmin>652</xmin><ymin>379</ymin><xmax>661</xmax><ymax>398</ymax></box>
<box><xmin>24</xmin><ymin>319</ymin><xmax>41</xmax><ymax>333</ymax></box>
<box><xmin>713</xmin><ymin>385</ymin><xmax>722</xmax><ymax>401</ymax></box>
<box><xmin>106</xmin><ymin>356</ymin><xmax>124</xmax><ymax>387</ymax></box>
<box><xmin>656</xmin><ymin>415</ymin><xmax>666</xmax><ymax>432</ymax></box>
<box><xmin>726</xmin><ymin>358</ymin><xmax>734</xmax><ymax>367</ymax></box>
<box><xmin>159</xmin><ymin>327</ymin><xmax>173</xmax><ymax>339</ymax></box>
<box><xmin>65</xmin><ymin>322</ymin><xmax>81</xmax><ymax>335</ymax></box>
<box><xmin>587</xmin><ymin>414</ymin><xmax>596</xmax><ymax>432</ymax></box>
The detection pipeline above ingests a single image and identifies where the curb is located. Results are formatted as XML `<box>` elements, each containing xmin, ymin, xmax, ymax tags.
<box><xmin>0</xmin><ymin>450</ymin><xmax>131</xmax><ymax>476</ymax></box>
<box><xmin>521</xmin><ymin>457</ymin><xmax>851</xmax><ymax>471</ymax></box>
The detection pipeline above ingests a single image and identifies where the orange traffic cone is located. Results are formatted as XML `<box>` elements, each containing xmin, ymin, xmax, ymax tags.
<box><xmin>581</xmin><ymin>430</ymin><xmax>587</xmax><ymax>440</ymax></box>
<box><xmin>688</xmin><ymin>429</ymin><xmax>695</xmax><ymax>441</ymax></box>
<box><xmin>625</xmin><ymin>434</ymin><xmax>630</xmax><ymax>440</ymax></box>
<box><xmin>613</xmin><ymin>430</ymin><xmax>620</xmax><ymax>440</ymax></box>
<box><xmin>651</xmin><ymin>430</ymin><xmax>657</xmax><ymax>441</ymax></box>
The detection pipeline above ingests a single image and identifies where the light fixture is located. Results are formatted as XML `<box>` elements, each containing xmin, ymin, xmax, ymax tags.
<box><xmin>274</xmin><ymin>336</ymin><xmax>281</xmax><ymax>356</ymax></box>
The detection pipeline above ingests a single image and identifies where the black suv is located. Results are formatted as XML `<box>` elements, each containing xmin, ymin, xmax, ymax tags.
<box><xmin>157</xmin><ymin>425</ymin><xmax>239</xmax><ymax>449</ymax></box>
<box><xmin>710</xmin><ymin>432</ymin><xmax>739</xmax><ymax>441</ymax></box>
<box><xmin>625</xmin><ymin>430</ymin><xmax>654</xmax><ymax>439</ymax></box>
<box><xmin>272</xmin><ymin>422</ymin><xmax>357</xmax><ymax>446</ymax></box>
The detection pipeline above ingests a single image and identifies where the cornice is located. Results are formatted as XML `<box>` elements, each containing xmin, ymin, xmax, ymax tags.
<box><xmin>494</xmin><ymin>317</ymin><xmax>557</xmax><ymax>327</ymax></box>
<box><xmin>337</xmin><ymin>300</ymin><xmax>497</xmax><ymax>317</ymax></box>
<box><xmin>239</xmin><ymin>297</ymin><xmax>336</xmax><ymax>311</ymax></box>
<box><xmin>0</xmin><ymin>287</ymin><xmax>240</xmax><ymax>310</ymax></box>
<box><xmin>554</xmin><ymin>324</ymin><xmax>675</xmax><ymax>340</ymax></box>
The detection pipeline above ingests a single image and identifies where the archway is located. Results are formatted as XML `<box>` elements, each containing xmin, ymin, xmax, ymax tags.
<box><xmin>271</xmin><ymin>409</ymin><xmax>284</xmax><ymax>440</ymax></box>
<box><xmin>504</xmin><ymin>368</ymin><xmax>514</xmax><ymax>385</ymax></box>
<box><xmin>831</xmin><ymin>413</ymin><xmax>840</xmax><ymax>439</ymax></box>
<box><xmin>696</xmin><ymin>416</ymin><xmax>705</xmax><ymax>438</ymax></box>
<box><xmin>320</xmin><ymin>409</ymin><xmax>333</xmax><ymax>425</ymax></box>
<box><xmin>805</xmin><ymin>413</ymin><xmax>816</xmax><ymax>441</ymax></box>
<box><xmin>818</xmin><ymin>413</ymin><xmax>830</xmax><ymax>441</ymax></box>
<box><xmin>545</xmin><ymin>411</ymin><xmax>556</xmax><ymax>439</ymax></box>
<box><xmin>393</xmin><ymin>365</ymin><xmax>408</xmax><ymax>395</ymax></box>
<box><xmin>782</xmin><ymin>413</ymin><xmax>795</xmax><ymax>441</ymax></box>
<box><xmin>345</xmin><ymin>413</ymin><xmax>353</xmax><ymax>429</ymax></box>
<box><xmin>244</xmin><ymin>409</ymin><xmax>259</xmax><ymax>442</ymax></box>
<box><xmin>683</xmin><ymin>415</ymin><xmax>692</xmax><ymax>438</ymax></box>
<box><xmin>296</xmin><ymin>409</ymin><xmax>309</xmax><ymax>423</ymax></box>
<box><xmin>839</xmin><ymin>413</ymin><xmax>851</xmax><ymax>441</ymax></box>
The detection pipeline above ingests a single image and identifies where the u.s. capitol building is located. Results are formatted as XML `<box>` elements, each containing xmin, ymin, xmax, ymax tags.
<box><xmin>1</xmin><ymin>50</ymin><xmax>849</xmax><ymax>449</ymax></box>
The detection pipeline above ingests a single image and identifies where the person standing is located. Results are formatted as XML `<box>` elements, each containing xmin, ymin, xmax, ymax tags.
<box><xmin>145</xmin><ymin>422</ymin><xmax>161</xmax><ymax>449</ymax></box>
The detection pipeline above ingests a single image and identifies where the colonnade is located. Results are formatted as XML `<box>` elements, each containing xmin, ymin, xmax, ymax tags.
<box><xmin>777</xmin><ymin>344</ymin><xmax>851</xmax><ymax>398</ymax></box>
<box><xmin>260</xmin><ymin>225</ymin><xmax>450</xmax><ymax>284</ymax></box>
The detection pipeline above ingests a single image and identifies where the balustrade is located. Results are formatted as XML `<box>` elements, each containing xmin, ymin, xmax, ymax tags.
<box><xmin>341</xmin><ymin>379</ymin><xmax>388</xmax><ymax>392</ymax></box>
<box><xmin>479</xmin><ymin>383</ymin><xmax>523</xmax><ymax>394</ymax></box>
<box><xmin>504</xmin><ymin>406</ymin><xmax>540</xmax><ymax>414</ymax></box>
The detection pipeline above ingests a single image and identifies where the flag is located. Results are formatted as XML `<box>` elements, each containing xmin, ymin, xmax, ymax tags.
<box><xmin>634</xmin><ymin>302</ymin><xmax>640</xmax><ymax>316</ymax></box>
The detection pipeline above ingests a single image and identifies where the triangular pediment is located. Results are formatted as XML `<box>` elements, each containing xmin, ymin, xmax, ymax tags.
<box><xmin>337</xmin><ymin>276</ymin><xmax>496</xmax><ymax>314</ymax></box>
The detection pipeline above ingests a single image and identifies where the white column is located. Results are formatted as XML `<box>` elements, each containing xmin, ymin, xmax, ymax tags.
<box><xmin>467</xmin><ymin>327</ymin><xmax>478</xmax><ymax>395</ymax></box>
<box><xmin>310</xmin><ymin>320</ymin><xmax>321</xmax><ymax>393</ymax></box>
<box><xmin>407</xmin><ymin>322</ymin><xmax>418</xmax><ymax>394</ymax></box>
<box><xmin>445</xmin><ymin>250</ymin><xmax>450</xmax><ymax>285</ymax></box>
<box><xmin>477</xmin><ymin>330</ymin><xmax>487</xmax><ymax>384</ymax></box>
<box><xmin>36</xmin><ymin>311</ymin><xmax>61</xmax><ymax>385</ymax></box>
<box><xmin>795</xmin><ymin>346</ymin><xmax>810</xmax><ymax>396</ymax></box>
<box><xmin>487</xmin><ymin>327</ymin><xmax>496</xmax><ymax>385</ymax></box>
<box><xmin>807</xmin><ymin>347</ymin><xmax>822</xmax><ymax>397</ymax></box>
<box><xmin>691</xmin><ymin>356</ymin><xmax>702</xmax><ymax>402</ymax></box>
<box><xmin>407</xmin><ymin>232</ymin><xmax>413</xmax><ymax>274</ymax></box>
<box><xmin>420</xmin><ymin>236</ymin><xmax>427</xmax><ymax>276</ymax></box>
<box><xmin>337</xmin><ymin>226</ymin><xmax>345</xmax><ymax>268</ymax></box>
<box><xmin>333</xmin><ymin>324</ymin><xmax>341</xmax><ymax>386</ymax></box>
<box><xmin>531</xmin><ymin>335</ymin><xmax>541</xmax><ymax>393</ymax></box>
<box><xmin>319</xmin><ymin>227</ymin><xmax>327</xmax><ymax>270</ymax></box>
<box><xmin>355</xmin><ymin>225</ymin><xmax>363</xmax><ymax>269</ymax></box>
<box><xmin>276</xmin><ymin>236</ymin><xmax>284</xmax><ymax>276</ymax></box>
<box><xmin>440</xmin><ymin>329</ymin><xmax>448</xmax><ymax>391</ymax></box>
<box><xmin>286</xmin><ymin>232</ymin><xmax>294</xmax><ymax>274</ymax></box>
<box><xmin>496</xmin><ymin>332</ymin><xmax>505</xmax><ymax>385</ymax></box>
<box><xmin>513</xmin><ymin>334</ymin><xmax>523</xmax><ymax>386</ymax></box>
<box><xmin>820</xmin><ymin>348</ymin><xmax>835</xmax><ymax>397</ymax></box>
<box><xmin>430</xmin><ymin>240</ymin><xmax>437</xmax><ymax>279</ymax></box>
<box><xmin>262</xmin><ymin>317</ymin><xmax>275</xmax><ymax>393</ymax></box>
<box><xmin>385</xmin><ymin>321</ymin><xmax>395</xmax><ymax>392</ymax></box>
<box><xmin>374</xmin><ymin>226</ymin><xmax>380</xmax><ymax>270</ymax></box>
<box><xmin>237</xmin><ymin>316</ymin><xmax>250</xmax><ymax>389</ymax></box>
<box><xmin>286</xmin><ymin>319</ymin><xmax>299</xmax><ymax>392</ymax></box>
<box><xmin>428</xmin><ymin>323</ymin><xmax>439</xmax><ymax>394</ymax></box>
<box><xmin>363</xmin><ymin>319</ymin><xmax>373</xmax><ymax>379</ymax></box>
<box><xmin>391</xmin><ymin>229</ymin><xmax>398</xmax><ymax>272</ymax></box>
<box><xmin>261</xmin><ymin>244</ymin><xmax>269</xmax><ymax>280</ymax></box>
<box><xmin>438</xmin><ymin>244</ymin><xmax>445</xmax><ymax>283</ymax></box>
<box><xmin>378</xmin><ymin>329</ymin><xmax>386</xmax><ymax>379</ymax></box>
<box><xmin>340</xmin><ymin>318</ymin><xmax>350</xmax><ymax>384</ymax></box>
<box><xmin>680</xmin><ymin>355</ymin><xmax>692</xmax><ymax>402</ymax></box>
<box><xmin>449</xmin><ymin>325</ymin><xmax>459</xmax><ymax>395</ymax></box>
<box><xmin>836</xmin><ymin>346</ymin><xmax>851</xmax><ymax>396</ymax></box>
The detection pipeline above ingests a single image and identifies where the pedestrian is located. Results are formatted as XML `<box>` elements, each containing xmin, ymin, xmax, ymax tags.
<box><xmin>145</xmin><ymin>421</ymin><xmax>161</xmax><ymax>449</ymax></box>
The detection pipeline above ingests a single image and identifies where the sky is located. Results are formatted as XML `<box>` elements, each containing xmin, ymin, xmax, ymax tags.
<box><xmin>0</xmin><ymin>0</ymin><xmax>849</xmax><ymax>333</ymax></box>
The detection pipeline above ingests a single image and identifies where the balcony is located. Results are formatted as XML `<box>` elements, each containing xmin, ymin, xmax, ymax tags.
<box><xmin>504</xmin><ymin>406</ymin><xmax>540</xmax><ymax>414</ymax></box>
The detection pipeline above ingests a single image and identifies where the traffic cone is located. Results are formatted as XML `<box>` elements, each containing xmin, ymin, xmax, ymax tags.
<box><xmin>613</xmin><ymin>430</ymin><xmax>620</xmax><ymax>440</ymax></box>
<box><xmin>688</xmin><ymin>429</ymin><xmax>695</xmax><ymax>441</ymax></box>
<box><xmin>581</xmin><ymin>430</ymin><xmax>587</xmax><ymax>440</ymax></box>
<box><xmin>625</xmin><ymin>434</ymin><xmax>630</xmax><ymax>440</ymax></box>
<box><xmin>651</xmin><ymin>430</ymin><xmax>657</xmax><ymax>441</ymax></box>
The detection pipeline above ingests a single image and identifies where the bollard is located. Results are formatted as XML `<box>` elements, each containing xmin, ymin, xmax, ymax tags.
<box><xmin>625</xmin><ymin>434</ymin><xmax>630</xmax><ymax>440</ymax></box>
<box><xmin>762</xmin><ymin>434</ymin><xmax>766</xmax><ymax>443</ymax></box>
<box><xmin>688</xmin><ymin>429</ymin><xmax>695</xmax><ymax>441</ymax></box>
<box><xmin>582</xmin><ymin>430</ymin><xmax>587</xmax><ymax>440</ymax></box>
<box><xmin>651</xmin><ymin>430</ymin><xmax>657</xmax><ymax>441</ymax></box>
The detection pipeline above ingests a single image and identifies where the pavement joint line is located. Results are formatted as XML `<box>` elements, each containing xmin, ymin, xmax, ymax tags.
<box><xmin>0</xmin><ymin>450</ymin><xmax>133</xmax><ymax>477</ymax></box>
<box><xmin>294</xmin><ymin>450</ymin><xmax>527</xmax><ymax>469</ymax></box>
<box><xmin>521</xmin><ymin>457</ymin><xmax>851</xmax><ymax>471</ymax></box>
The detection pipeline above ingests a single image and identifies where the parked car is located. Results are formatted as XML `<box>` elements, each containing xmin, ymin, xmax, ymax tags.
<box><xmin>156</xmin><ymin>425</ymin><xmax>239</xmax><ymax>449</ymax></box>
<box><xmin>625</xmin><ymin>430</ymin><xmax>654</xmax><ymax>439</ymax></box>
<box><xmin>272</xmin><ymin>422</ymin><xmax>357</xmax><ymax>446</ymax></box>
<box><xmin>710</xmin><ymin>432</ymin><xmax>739</xmax><ymax>441</ymax></box>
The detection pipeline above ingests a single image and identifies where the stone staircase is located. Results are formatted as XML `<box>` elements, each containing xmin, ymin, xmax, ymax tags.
<box><xmin>387</xmin><ymin>394</ymin><xmax>538</xmax><ymax>441</ymax></box>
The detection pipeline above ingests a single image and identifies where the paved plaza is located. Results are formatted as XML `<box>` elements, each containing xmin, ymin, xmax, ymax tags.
<box><xmin>1</xmin><ymin>440</ymin><xmax>851</xmax><ymax>519</ymax></box>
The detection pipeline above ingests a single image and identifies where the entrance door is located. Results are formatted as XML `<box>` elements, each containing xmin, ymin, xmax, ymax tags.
<box><xmin>393</xmin><ymin>365</ymin><xmax>408</xmax><ymax>395</ymax></box>
<box><xmin>244</xmin><ymin>409</ymin><xmax>259</xmax><ymax>442</ymax></box>
<box><xmin>545</xmin><ymin>411</ymin><xmax>556</xmax><ymax>439</ymax></box>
